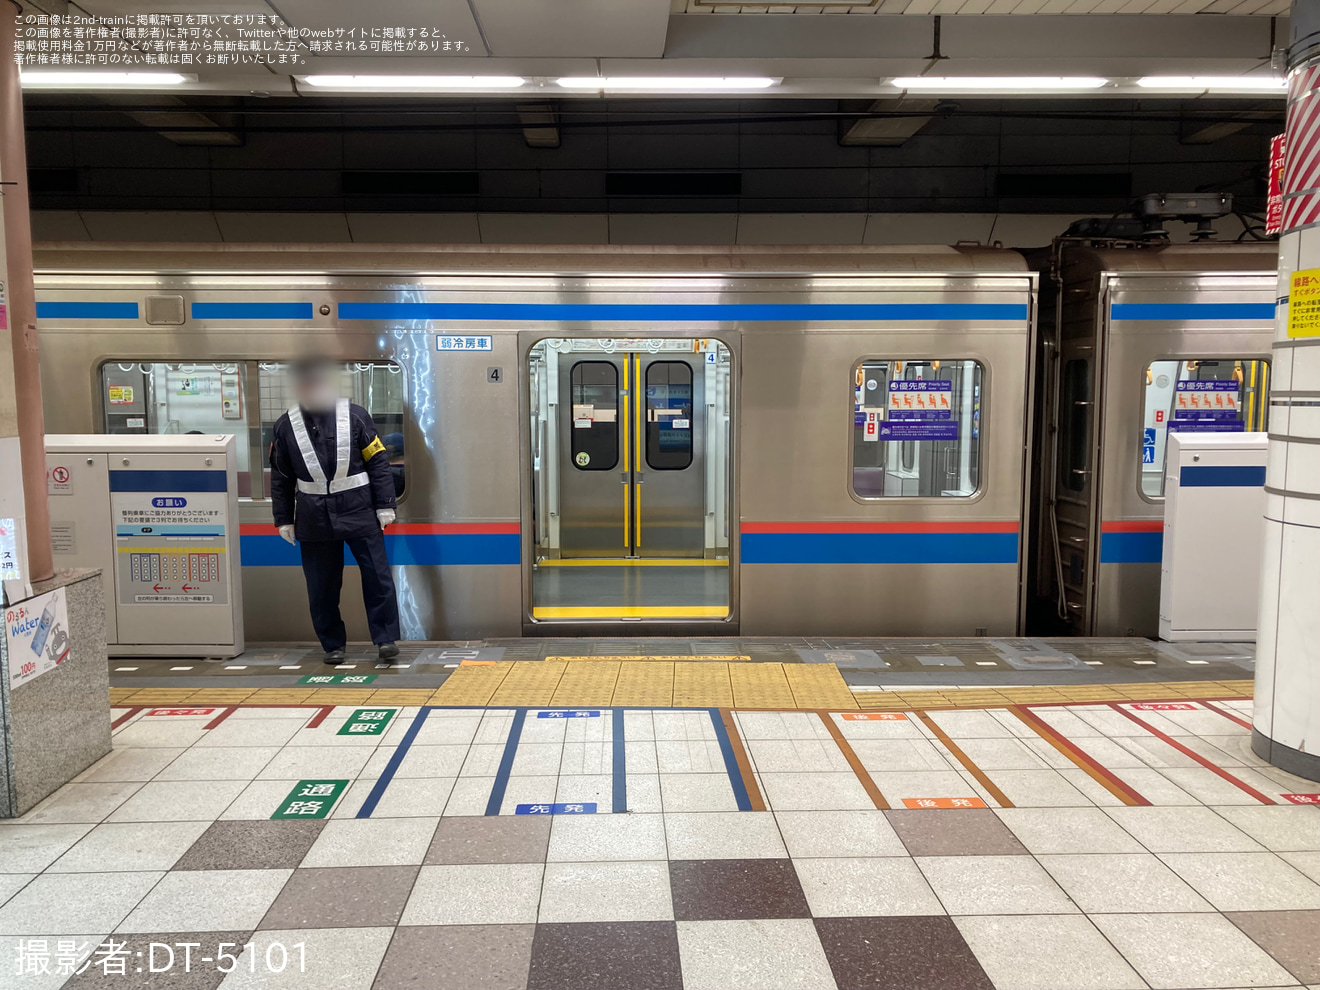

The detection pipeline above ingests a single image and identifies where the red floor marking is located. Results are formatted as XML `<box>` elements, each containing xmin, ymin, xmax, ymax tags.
<box><xmin>1107</xmin><ymin>703</ymin><xmax>1275</xmax><ymax>804</ymax></box>
<box><xmin>305</xmin><ymin>705</ymin><xmax>335</xmax><ymax>729</ymax></box>
<box><xmin>1199</xmin><ymin>700</ymin><xmax>1254</xmax><ymax>731</ymax></box>
<box><xmin>110</xmin><ymin>706</ymin><xmax>144</xmax><ymax>730</ymax></box>
<box><xmin>1011</xmin><ymin>705</ymin><xmax>1151</xmax><ymax>807</ymax></box>
<box><xmin>203</xmin><ymin>706</ymin><xmax>238</xmax><ymax>730</ymax></box>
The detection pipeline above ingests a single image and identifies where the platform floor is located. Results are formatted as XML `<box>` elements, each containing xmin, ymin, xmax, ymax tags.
<box><xmin>4</xmin><ymin>638</ymin><xmax>1318</xmax><ymax>989</ymax></box>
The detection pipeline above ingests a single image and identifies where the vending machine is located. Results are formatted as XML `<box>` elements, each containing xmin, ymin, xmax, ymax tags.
<box><xmin>44</xmin><ymin>434</ymin><xmax>244</xmax><ymax>657</ymax></box>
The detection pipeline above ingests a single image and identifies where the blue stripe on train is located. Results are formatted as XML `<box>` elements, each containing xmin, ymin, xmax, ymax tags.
<box><xmin>1099</xmin><ymin>531</ymin><xmax>1163</xmax><ymax>564</ymax></box>
<box><xmin>240</xmin><ymin>533</ymin><xmax>520</xmax><ymax>566</ymax></box>
<box><xmin>740</xmin><ymin>532</ymin><xmax>1019</xmax><ymax>565</ymax></box>
<box><xmin>36</xmin><ymin>301</ymin><xmax>140</xmax><ymax>319</ymax></box>
<box><xmin>1110</xmin><ymin>303</ymin><xmax>1276</xmax><ymax>321</ymax></box>
<box><xmin>1179</xmin><ymin>465</ymin><xmax>1266</xmax><ymax>487</ymax></box>
<box><xmin>337</xmin><ymin>302</ymin><xmax>1030</xmax><ymax>322</ymax></box>
<box><xmin>191</xmin><ymin>302</ymin><xmax>315</xmax><ymax>319</ymax></box>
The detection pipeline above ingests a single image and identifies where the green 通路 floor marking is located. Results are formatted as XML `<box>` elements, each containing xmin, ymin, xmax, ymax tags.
<box><xmin>338</xmin><ymin>707</ymin><xmax>397</xmax><ymax>736</ymax></box>
<box><xmin>271</xmin><ymin>779</ymin><xmax>349</xmax><ymax>819</ymax></box>
<box><xmin>297</xmin><ymin>673</ymin><xmax>377</xmax><ymax>685</ymax></box>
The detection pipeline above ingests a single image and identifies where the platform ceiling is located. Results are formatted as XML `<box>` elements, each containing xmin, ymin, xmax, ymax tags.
<box><xmin>20</xmin><ymin>0</ymin><xmax>1291</xmax><ymax>98</ymax></box>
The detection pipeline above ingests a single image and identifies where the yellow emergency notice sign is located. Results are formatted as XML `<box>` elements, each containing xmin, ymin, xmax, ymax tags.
<box><xmin>1289</xmin><ymin>268</ymin><xmax>1320</xmax><ymax>337</ymax></box>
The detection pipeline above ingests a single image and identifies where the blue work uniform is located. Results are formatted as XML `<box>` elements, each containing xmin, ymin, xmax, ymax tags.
<box><xmin>270</xmin><ymin>399</ymin><xmax>401</xmax><ymax>651</ymax></box>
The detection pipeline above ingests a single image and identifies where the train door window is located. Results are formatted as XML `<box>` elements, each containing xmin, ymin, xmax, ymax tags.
<box><xmin>851</xmin><ymin>359</ymin><xmax>983</xmax><ymax>498</ymax></box>
<box><xmin>569</xmin><ymin>361</ymin><xmax>619</xmax><ymax>471</ymax></box>
<box><xmin>1140</xmin><ymin>358</ymin><xmax>1269</xmax><ymax>498</ymax></box>
<box><xmin>1059</xmin><ymin>359</ymin><xmax>1091</xmax><ymax>493</ymax></box>
<box><xmin>257</xmin><ymin>362</ymin><xmax>407</xmax><ymax>498</ymax></box>
<box><xmin>99</xmin><ymin>362</ymin><xmax>253</xmax><ymax>493</ymax></box>
<box><xmin>646</xmin><ymin>361</ymin><xmax>694</xmax><ymax>470</ymax></box>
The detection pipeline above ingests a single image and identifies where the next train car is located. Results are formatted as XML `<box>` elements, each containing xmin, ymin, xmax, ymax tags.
<box><xmin>32</xmin><ymin>243</ymin><xmax>1037</xmax><ymax>642</ymax></box>
<box><xmin>1032</xmin><ymin>240</ymin><xmax>1278</xmax><ymax>638</ymax></box>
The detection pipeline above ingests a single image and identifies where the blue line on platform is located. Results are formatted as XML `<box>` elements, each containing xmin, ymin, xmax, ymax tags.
<box><xmin>485</xmin><ymin>707</ymin><xmax>528</xmax><ymax>816</ymax></box>
<box><xmin>356</xmin><ymin>707</ymin><xmax>430</xmax><ymax>818</ymax></box>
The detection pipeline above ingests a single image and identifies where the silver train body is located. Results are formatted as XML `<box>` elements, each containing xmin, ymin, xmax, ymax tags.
<box><xmin>1032</xmin><ymin>242</ymin><xmax>1278</xmax><ymax>637</ymax></box>
<box><xmin>30</xmin><ymin>241</ymin><xmax>1278</xmax><ymax>642</ymax></box>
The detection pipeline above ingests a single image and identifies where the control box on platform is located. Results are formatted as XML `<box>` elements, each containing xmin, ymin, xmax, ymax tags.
<box><xmin>44</xmin><ymin>435</ymin><xmax>244</xmax><ymax>657</ymax></box>
<box><xmin>1159</xmin><ymin>432</ymin><xmax>1267</xmax><ymax>642</ymax></box>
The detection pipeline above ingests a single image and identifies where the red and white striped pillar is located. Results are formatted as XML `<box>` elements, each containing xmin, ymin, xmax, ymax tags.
<box><xmin>1254</xmin><ymin>1</ymin><xmax>1320</xmax><ymax>782</ymax></box>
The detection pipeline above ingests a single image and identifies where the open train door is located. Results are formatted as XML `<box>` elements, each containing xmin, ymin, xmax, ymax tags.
<box><xmin>521</xmin><ymin>336</ymin><xmax>736</xmax><ymax>634</ymax></box>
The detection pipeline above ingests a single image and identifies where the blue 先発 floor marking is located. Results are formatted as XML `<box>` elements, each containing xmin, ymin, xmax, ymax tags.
<box><xmin>484</xmin><ymin>707</ymin><xmax>528</xmax><ymax>816</ymax></box>
<box><xmin>515</xmin><ymin>802</ymin><xmax>597</xmax><ymax>815</ymax></box>
<box><xmin>355</xmin><ymin>707</ymin><xmax>431</xmax><ymax>818</ymax></box>
<box><xmin>708</xmin><ymin>708</ymin><xmax>753</xmax><ymax>812</ymax></box>
<box><xmin>612</xmin><ymin>707</ymin><xmax>627</xmax><ymax>813</ymax></box>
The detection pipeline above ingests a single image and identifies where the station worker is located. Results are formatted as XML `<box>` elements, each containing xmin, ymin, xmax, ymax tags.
<box><xmin>269</xmin><ymin>358</ymin><xmax>402</xmax><ymax>664</ymax></box>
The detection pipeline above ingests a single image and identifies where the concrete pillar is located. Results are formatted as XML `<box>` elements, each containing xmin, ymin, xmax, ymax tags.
<box><xmin>0</xmin><ymin>8</ymin><xmax>53</xmax><ymax>584</ymax></box>
<box><xmin>1254</xmin><ymin>1</ymin><xmax>1320</xmax><ymax>782</ymax></box>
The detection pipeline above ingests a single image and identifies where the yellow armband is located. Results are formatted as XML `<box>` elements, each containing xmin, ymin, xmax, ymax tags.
<box><xmin>361</xmin><ymin>436</ymin><xmax>386</xmax><ymax>461</ymax></box>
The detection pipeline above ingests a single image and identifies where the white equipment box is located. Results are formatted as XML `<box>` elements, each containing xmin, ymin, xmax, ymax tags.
<box><xmin>44</xmin><ymin>435</ymin><xmax>245</xmax><ymax>657</ymax></box>
<box><xmin>1159</xmin><ymin>432</ymin><xmax>1267</xmax><ymax>642</ymax></box>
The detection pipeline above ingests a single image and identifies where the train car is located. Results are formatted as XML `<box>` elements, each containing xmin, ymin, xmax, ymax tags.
<box><xmin>1032</xmin><ymin>240</ymin><xmax>1278</xmax><ymax>638</ymax></box>
<box><xmin>31</xmin><ymin>242</ymin><xmax>1037</xmax><ymax>642</ymax></box>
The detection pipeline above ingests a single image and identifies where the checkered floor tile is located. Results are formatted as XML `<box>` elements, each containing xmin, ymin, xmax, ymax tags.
<box><xmin>2</xmin><ymin>696</ymin><xmax>1319</xmax><ymax>988</ymax></box>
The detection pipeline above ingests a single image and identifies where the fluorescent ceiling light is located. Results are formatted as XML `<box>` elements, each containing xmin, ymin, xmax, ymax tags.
<box><xmin>891</xmin><ymin>76</ymin><xmax>1108</xmax><ymax>91</ymax></box>
<box><xmin>20</xmin><ymin>71</ymin><xmax>190</xmax><ymax>87</ymax></box>
<box><xmin>556</xmin><ymin>77</ymin><xmax>777</xmax><ymax>91</ymax></box>
<box><xmin>1136</xmin><ymin>75</ymin><xmax>1286</xmax><ymax>92</ymax></box>
<box><xmin>301</xmin><ymin>75</ymin><xmax>526</xmax><ymax>90</ymax></box>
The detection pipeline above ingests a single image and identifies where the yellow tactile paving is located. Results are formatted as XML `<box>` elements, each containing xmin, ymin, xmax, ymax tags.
<box><xmin>849</xmin><ymin>680</ymin><xmax>1253</xmax><ymax>711</ymax></box>
<box><xmin>611</xmin><ymin>662</ymin><xmax>676</xmax><ymax>707</ymax></box>
<box><xmin>672</xmin><ymin>662</ymin><xmax>734</xmax><ymax>708</ymax></box>
<box><xmin>1112</xmin><ymin>684</ymin><xmax>1189</xmax><ymax>700</ymax></box>
<box><xmin>118</xmin><ymin>688</ymin><xmax>201</xmax><ymax>704</ymax></box>
<box><xmin>428</xmin><ymin>663</ymin><xmax>512</xmax><ymax>706</ymax></box>
<box><xmin>300</xmin><ymin>689</ymin><xmax>379</xmax><ymax>705</ymax></box>
<box><xmin>999</xmin><ymin>688</ymin><xmax>1072</xmax><ymax>703</ymax></box>
<box><xmin>851</xmin><ymin>691</ymin><xmax>908</xmax><ymax>710</ymax></box>
<box><xmin>548</xmin><ymin>655</ymin><xmax>753</xmax><ymax>662</ymax></box>
<box><xmin>108</xmin><ymin>664</ymin><xmax>1256</xmax><ymax>713</ymax></box>
<box><xmin>782</xmin><ymin>663</ymin><xmax>859</xmax><ymax>710</ymax></box>
<box><xmin>728</xmin><ymin>663</ymin><xmax>797</xmax><ymax>709</ymax></box>
<box><xmin>488</xmin><ymin>661</ymin><xmax>568</xmax><ymax>706</ymax></box>
<box><xmin>247</xmin><ymin>688</ymin><xmax>320</xmax><ymax>705</ymax></box>
<box><xmin>551</xmin><ymin>661</ymin><xmax>622</xmax><ymax>707</ymax></box>
<box><xmin>1169</xmin><ymin>682</ymin><xmax>1240</xmax><ymax>698</ymax></box>
<box><xmin>366</xmin><ymin>689</ymin><xmax>437</xmax><ymax>706</ymax></box>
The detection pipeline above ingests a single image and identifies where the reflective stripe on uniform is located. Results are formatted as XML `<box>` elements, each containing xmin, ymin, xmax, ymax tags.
<box><xmin>289</xmin><ymin>398</ymin><xmax>370</xmax><ymax>496</ymax></box>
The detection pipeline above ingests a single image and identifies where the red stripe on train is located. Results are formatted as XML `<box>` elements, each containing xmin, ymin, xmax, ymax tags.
<box><xmin>739</xmin><ymin>521</ymin><xmax>1019</xmax><ymax>534</ymax></box>
<box><xmin>1100</xmin><ymin>520</ymin><xmax>1163</xmax><ymax>533</ymax></box>
<box><xmin>239</xmin><ymin>522</ymin><xmax>521</xmax><ymax>535</ymax></box>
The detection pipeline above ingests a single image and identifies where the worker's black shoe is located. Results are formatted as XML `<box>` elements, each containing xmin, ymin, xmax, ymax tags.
<box><xmin>377</xmin><ymin>642</ymin><xmax>400</xmax><ymax>663</ymax></box>
<box><xmin>324</xmin><ymin>649</ymin><xmax>346</xmax><ymax>665</ymax></box>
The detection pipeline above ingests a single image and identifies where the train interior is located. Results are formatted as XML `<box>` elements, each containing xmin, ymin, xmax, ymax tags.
<box><xmin>528</xmin><ymin>337</ymin><xmax>734</xmax><ymax>622</ymax></box>
<box><xmin>98</xmin><ymin>360</ymin><xmax>409</xmax><ymax>502</ymax></box>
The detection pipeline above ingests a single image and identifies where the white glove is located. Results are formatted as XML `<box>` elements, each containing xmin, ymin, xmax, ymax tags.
<box><xmin>377</xmin><ymin>509</ymin><xmax>396</xmax><ymax>529</ymax></box>
<box><xmin>278</xmin><ymin>525</ymin><xmax>296</xmax><ymax>545</ymax></box>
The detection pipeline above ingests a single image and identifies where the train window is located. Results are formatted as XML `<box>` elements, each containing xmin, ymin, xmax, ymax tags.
<box><xmin>1060</xmin><ymin>360</ymin><xmax>1091</xmax><ymax>494</ymax></box>
<box><xmin>1140</xmin><ymin>359</ymin><xmax>1269</xmax><ymax>498</ymax></box>
<box><xmin>257</xmin><ymin>362</ymin><xmax>407</xmax><ymax>498</ymax></box>
<box><xmin>645</xmin><ymin>361</ymin><xmax>694</xmax><ymax>470</ymax></box>
<box><xmin>851</xmin><ymin>359</ymin><xmax>983</xmax><ymax>498</ymax></box>
<box><xmin>99</xmin><ymin>362</ymin><xmax>254</xmax><ymax>494</ymax></box>
<box><xmin>569</xmin><ymin>361</ymin><xmax>620</xmax><ymax>471</ymax></box>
